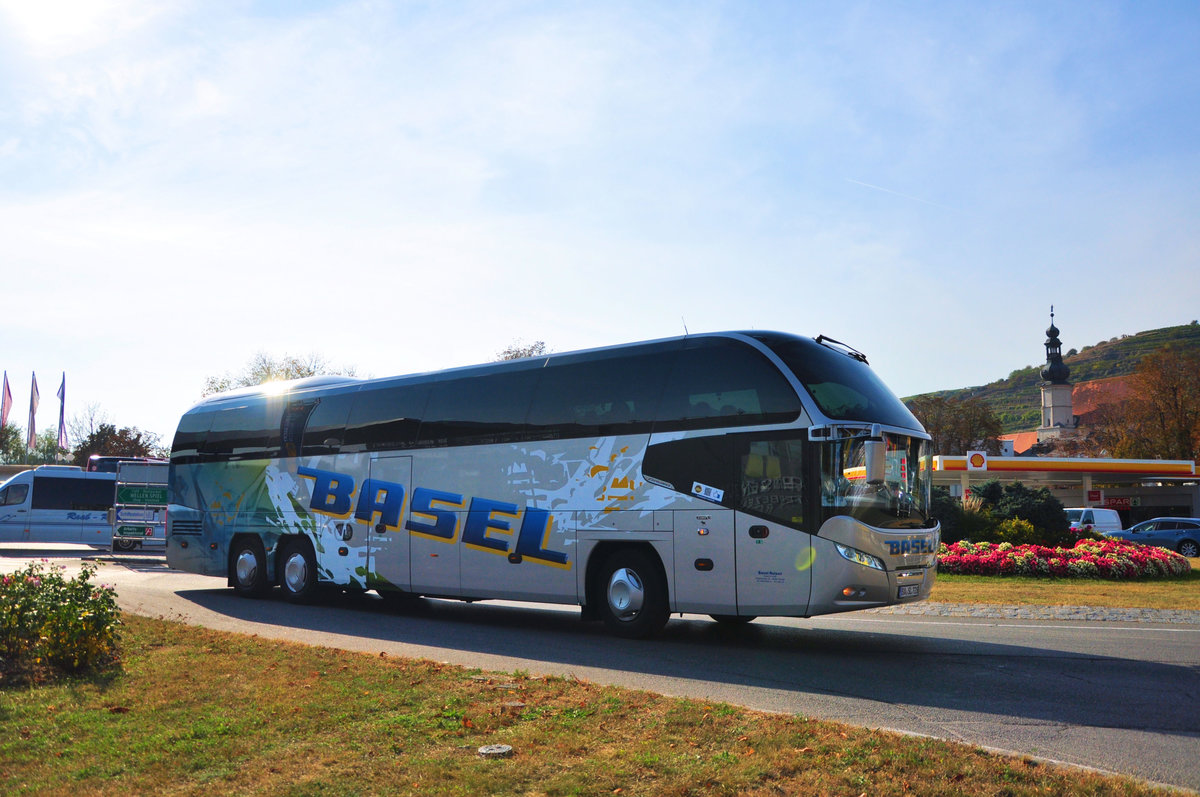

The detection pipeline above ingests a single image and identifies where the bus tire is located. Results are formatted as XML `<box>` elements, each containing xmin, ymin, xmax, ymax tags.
<box><xmin>279</xmin><ymin>538</ymin><xmax>319</xmax><ymax>604</ymax></box>
<box><xmin>230</xmin><ymin>537</ymin><xmax>271</xmax><ymax>598</ymax></box>
<box><xmin>113</xmin><ymin>538</ymin><xmax>138</xmax><ymax>552</ymax></box>
<box><xmin>598</xmin><ymin>548</ymin><xmax>669</xmax><ymax>639</ymax></box>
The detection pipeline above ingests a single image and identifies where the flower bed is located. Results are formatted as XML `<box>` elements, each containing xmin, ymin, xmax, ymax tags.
<box><xmin>937</xmin><ymin>539</ymin><xmax>1192</xmax><ymax>579</ymax></box>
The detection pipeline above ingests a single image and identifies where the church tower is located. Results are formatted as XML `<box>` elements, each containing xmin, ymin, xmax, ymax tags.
<box><xmin>1037</xmin><ymin>306</ymin><xmax>1077</xmax><ymax>441</ymax></box>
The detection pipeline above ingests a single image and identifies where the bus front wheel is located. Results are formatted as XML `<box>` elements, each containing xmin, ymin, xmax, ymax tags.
<box><xmin>231</xmin><ymin>538</ymin><xmax>270</xmax><ymax>598</ymax></box>
<box><xmin>279</xmin><ymin>539</ymin><xmax>319</xmax><ymax>604</ymax></box>
<box><xmin>598</xmin><ymin>549</ymin><xmax>669</xmax><ymax>639</ymax></box>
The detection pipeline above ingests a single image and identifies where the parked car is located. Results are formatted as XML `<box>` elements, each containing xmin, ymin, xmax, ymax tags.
<box><xmin>1102</xmin><ymin>517</ymin><xmax>1200</xmax><ymax>558</ymax></box>
<box><xmin>1065</xmin><ymin>507</ymin><xmax>1123</xmax><ymax>535</ymax></box>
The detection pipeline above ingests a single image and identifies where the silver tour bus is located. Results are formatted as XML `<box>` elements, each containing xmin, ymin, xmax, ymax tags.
<box><xmin>166</xmin><ymin>332</ymin><xmax>940</xmax><ymax>637</ymax></box>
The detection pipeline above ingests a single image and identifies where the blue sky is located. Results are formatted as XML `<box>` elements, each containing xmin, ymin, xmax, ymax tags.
<box><xmin>1</xmin><ymin>1</ymin><xmax>1197</xmax><ymax>443</ymax></box>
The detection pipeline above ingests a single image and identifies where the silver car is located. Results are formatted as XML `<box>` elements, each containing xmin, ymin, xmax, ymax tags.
<box><xmin>1103</xmin><ymin>517</ymin><xmax>1200</xmax><ymax>558</ymax></box>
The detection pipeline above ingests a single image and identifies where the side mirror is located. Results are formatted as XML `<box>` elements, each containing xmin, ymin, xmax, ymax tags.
<box><xmin>864</xmin><ymin>440</ymin><xmax>886</xmax><ymax>485</ymax></box>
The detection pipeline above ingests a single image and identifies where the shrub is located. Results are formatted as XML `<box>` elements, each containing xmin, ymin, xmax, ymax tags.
<box><xmin>992</xmin><ymin>517</ymin><xmax>1039</xmax><ymax>546</ymax></box>
<box><xmin>931</xmin><ymin>487</ymin><xmax>993</xmax><ymax>544</ymax></box>
<box><xmin>966</xmin><ymin>479</ymin><xmax>1071</xmax><ymax>546</ymax></box>
<box><xmin>0</xmin><ymin>561</ymin><xmax>121</xmax><ymax>683</ymax></box>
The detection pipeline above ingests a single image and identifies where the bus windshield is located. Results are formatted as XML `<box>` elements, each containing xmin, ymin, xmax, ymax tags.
<box><xmin>818</xmin><ymin>432</ymin><xmax>934</xmax><ymax>530</ymax></box>
<box><xmin>749</xmin><ymin>332</ymin><xmax>924</xmax><ymax>430</ymax></box>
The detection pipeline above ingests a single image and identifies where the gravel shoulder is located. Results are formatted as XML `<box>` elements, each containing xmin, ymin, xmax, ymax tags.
<box><xmin>870</xmin><ymin>601</ymin><xmax>1200</xmax><ymax>624</ymax></box>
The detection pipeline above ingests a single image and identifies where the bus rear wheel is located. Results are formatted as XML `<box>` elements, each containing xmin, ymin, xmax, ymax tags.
<box><xmin>279</xmin><ymin>538</ymin><xmax>319</xmax><ymax>604</ymax></box>
<box><xmin>231</xmin><ymin>538</ymin><xmax>270</xmax><ymax>598</ymax></box>
<box><xmin>598</xmin><ymin>549</ymin><xmax>669</xmax><ymax>639</ymax></box>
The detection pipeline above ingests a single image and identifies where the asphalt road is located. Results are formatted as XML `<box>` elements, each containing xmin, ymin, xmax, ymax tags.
<box><xmin>4</xmin><ymin>546</ymin><xmax>1199</xmax><ymax>792</ymax></box>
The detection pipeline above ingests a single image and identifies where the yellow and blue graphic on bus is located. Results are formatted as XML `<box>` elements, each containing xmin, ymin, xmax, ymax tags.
<box><xmin>297</xmin><ymin>465</ymin><xmax>569</xmax><ymax>567</ymax></box>
<box><xmin>169</xmin><ymin>435</ymin><xmax>658</xmax><ymax>590</ymax></box>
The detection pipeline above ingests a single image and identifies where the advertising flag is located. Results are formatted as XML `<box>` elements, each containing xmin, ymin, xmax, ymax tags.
<box><xmin>1</xmin><ymin>371</ymin><xmax>11</xmax><ymax>428</ymax></box>
<box><xmin>57</xmin><ymin>373</ymin><xmax>68</xmax><ymax>450</ymax></box>
<box><xmin>27</xmin><ymin>372</ymin><xmax>39</xmax><ymax>452</ymax></box>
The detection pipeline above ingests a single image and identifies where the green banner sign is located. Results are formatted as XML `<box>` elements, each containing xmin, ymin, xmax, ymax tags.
<box><xmin>116</xmin><ymin>525</ymin><xmax>153</xmax><ymax>537</ymax></box>
<box><xmin>117</xmin><ymin>486</ymin><xmax>168</xmax><ymax>505</ymax></box>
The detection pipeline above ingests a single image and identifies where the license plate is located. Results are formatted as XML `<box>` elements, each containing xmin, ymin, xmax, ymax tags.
<box><xmin>897</xmin><ymin>584</ymin><xmax>920</xmax><ymax>599</ymax></box>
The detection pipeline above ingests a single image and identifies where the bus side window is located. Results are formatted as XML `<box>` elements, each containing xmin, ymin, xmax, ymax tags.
<box><xmin>171</xmin><ymin>411</ymin><xmax>214</xmax><ymax>466</ymax></box>
<box><xmin>343</xmin><ymin>383</ymin><xmax>429</xmax><ymax>452</ymax></box>
<box><xmin>300</xmin><ymin>390</ymin><xmax>356</xmax><ymax>457</ymax></box>
<box><xmin>76</xmin><ymin>479</ymin><xmax>114</xmax><ymax>511</ymax></box>
<box><xmin>528</xmin><ymin>350</ymin><xmax>672</xmax><ymax>440</ymax></box>
<box><xmin>201</xmin><ymin>401</ymin><xmax>286</xmax><ymax>462</ymax></box>
<box><xmin>654</xmin><ymin>339</ymin><xmax>801</xmax><ymax>433</ymax></box>
<box><xmin>417</xmin><ymin>369</ymin><xmax>540</xmax><ymax>448</ymax></box>
<box><xmin>642</xmin><ymin>435</ymin><xmax>734</xmax><ymax>506</ymax></box>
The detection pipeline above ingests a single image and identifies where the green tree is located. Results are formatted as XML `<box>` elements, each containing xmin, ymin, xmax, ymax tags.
<box><xmin>905</xmin><ymin>395</ymin><xmax>1003</xmax><ymax>455</ymax></box>
<box><xmin>496</xmin><ymin>339</ymin><xmax>549</xmax><ymax>361</ymax></box>
<box><xmin>0</xmin><ymin>422</ymin><xmax>26</xmax><ymax>464</ymax></box>
<box><xmin>203</xmin><ymin>352</ymin><xmax>358</xmax><ymax>396</ymax></box>
<box><xmin>27</xmin><ymin>430</ymin><xmax>69</xmax><ymax>465</ymax></box>
<box><xmin>70</xmin><ymin>423</ymin><xmax>164</xmax><ymax>466</ymax></box>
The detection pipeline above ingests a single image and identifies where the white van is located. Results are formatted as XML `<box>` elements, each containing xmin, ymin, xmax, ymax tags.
<box><xmin>1065</xmin><ymin>507</ymin><xmax>1123</xmax><ymax>534</ymax></box>
<box><xmin>0</xmin><ymin>466</ymin><xmax>116</xmax><ymax>545</ymax></box>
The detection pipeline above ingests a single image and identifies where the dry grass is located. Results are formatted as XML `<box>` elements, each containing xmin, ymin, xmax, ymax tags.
<box><xmin>0</xmin><ymin>614</ymin><xmax>1172</xmax><ymax>796</ymax></box>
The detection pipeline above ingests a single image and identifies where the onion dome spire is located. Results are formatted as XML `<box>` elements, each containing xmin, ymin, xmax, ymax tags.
<box><xmin>1040</xmin><ymin>306</ymin><xmax>1071</xmax><ymax>384</ymax></box>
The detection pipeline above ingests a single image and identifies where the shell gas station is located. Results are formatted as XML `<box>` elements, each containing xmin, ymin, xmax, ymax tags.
<box><xmin>928</xmin><ymin>312</ymin><xmax>1200</xmax><ymax>526</ymax></box>
<box><xmin>932</xmin><ymin>453</ymin><xmax>1199</xmax><ymax>526</ymax></box>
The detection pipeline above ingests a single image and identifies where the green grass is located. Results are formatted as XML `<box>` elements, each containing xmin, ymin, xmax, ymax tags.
<box><xmin>931</xmin><ymin>559</ymin><xmax>1200</xmax><ymax>610</ymax></box>
<box><xmin>0</xmin><ymin>615</ymin><xmax>1178</xmax><ymax>796</ymax></box>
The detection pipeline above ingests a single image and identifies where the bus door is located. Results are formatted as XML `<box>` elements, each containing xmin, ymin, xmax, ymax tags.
<box><xmin>364</xmin><ymin>454</ymin><xmax>413</xmax><ymax>593</ymax></box>
<box><xmin>734</xmin><ymin>440</ymin><xmax>812</xmax><ymax>616</ymax></box>
<box><xmin>734</xmin><ymin>517</ymin><xmax>812</xmax><ymax>616</ymax></box>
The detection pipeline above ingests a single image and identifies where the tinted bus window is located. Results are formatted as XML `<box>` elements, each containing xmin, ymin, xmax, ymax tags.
<box><xmin>300</xmin><ymin>390</ymin><xmax>357</xmax><ymax>457</ymax></box>
<box><xmin>280</xmin><ymin>396</ymin><xmax>321</xmax><ymax>458</ymax></box>
<box><xmin>750</xmin><ymin>332</ymin><xmax>922</xmax><ymax>430</ymax></box>
<box><xmin>737</xmin><ymin>436</ymin><xmax>805</xmax><ymax>528</ymax></box>
<box><xmin>417</xmin><ymin>370</ymin><xmax>540</xmax><ymax>448</ymax></box>
<box><xmin>32</xmin><ymin>477</ymin><xmax>113</xmax><ymax>511</ymax></box>
<box><xmin>343</xmin><ymin>382</ymin><xmax>430</xmax><ymax>452</ymax></box>
<box><xmin>653</xmin><ymin>338</ymin><xmax>802</xmax><ymax>432</ymax></box>
<box><xmin>527</xmin><ymin>349</ymin><xmax>673</xmax><ymax>439</ymax></box>
<box><xmin>642</xmin><ymin>434</ymin><xmax>735</xmax><ymax>506</ymax></box>
<box><xmin>202</xmin><ymin>402</ymin><xmax>283</xmax><ymax>461</ymax></box>
<box><xmin>171</xmin><ymin>411</ymin><xmax>213</xmax><ymax>465</ymax></box>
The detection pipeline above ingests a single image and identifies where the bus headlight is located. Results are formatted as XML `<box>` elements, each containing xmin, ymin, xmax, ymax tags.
<box><xmin>835</xmin><ymin>543</ymin><xmax>885</xmax><ymax>571</ymax></box>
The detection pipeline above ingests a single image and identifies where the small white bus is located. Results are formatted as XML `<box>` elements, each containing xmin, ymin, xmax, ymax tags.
<box><xmin>0</xmin><ymin>466</ymin><xmax>116</xmax><ymax>546</ymax></box>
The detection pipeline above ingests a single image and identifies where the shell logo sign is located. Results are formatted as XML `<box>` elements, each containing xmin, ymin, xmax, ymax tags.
<box><xmin>966</xmin><ymin>451</ymin><xmax>988</xmax><ymax>471</ymax></box>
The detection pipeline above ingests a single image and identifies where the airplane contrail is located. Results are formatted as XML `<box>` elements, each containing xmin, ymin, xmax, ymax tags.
<box><xmin>845</xmin><ymin>178</ymin><xmax>957</xmax><ymax>212</ymax></box>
